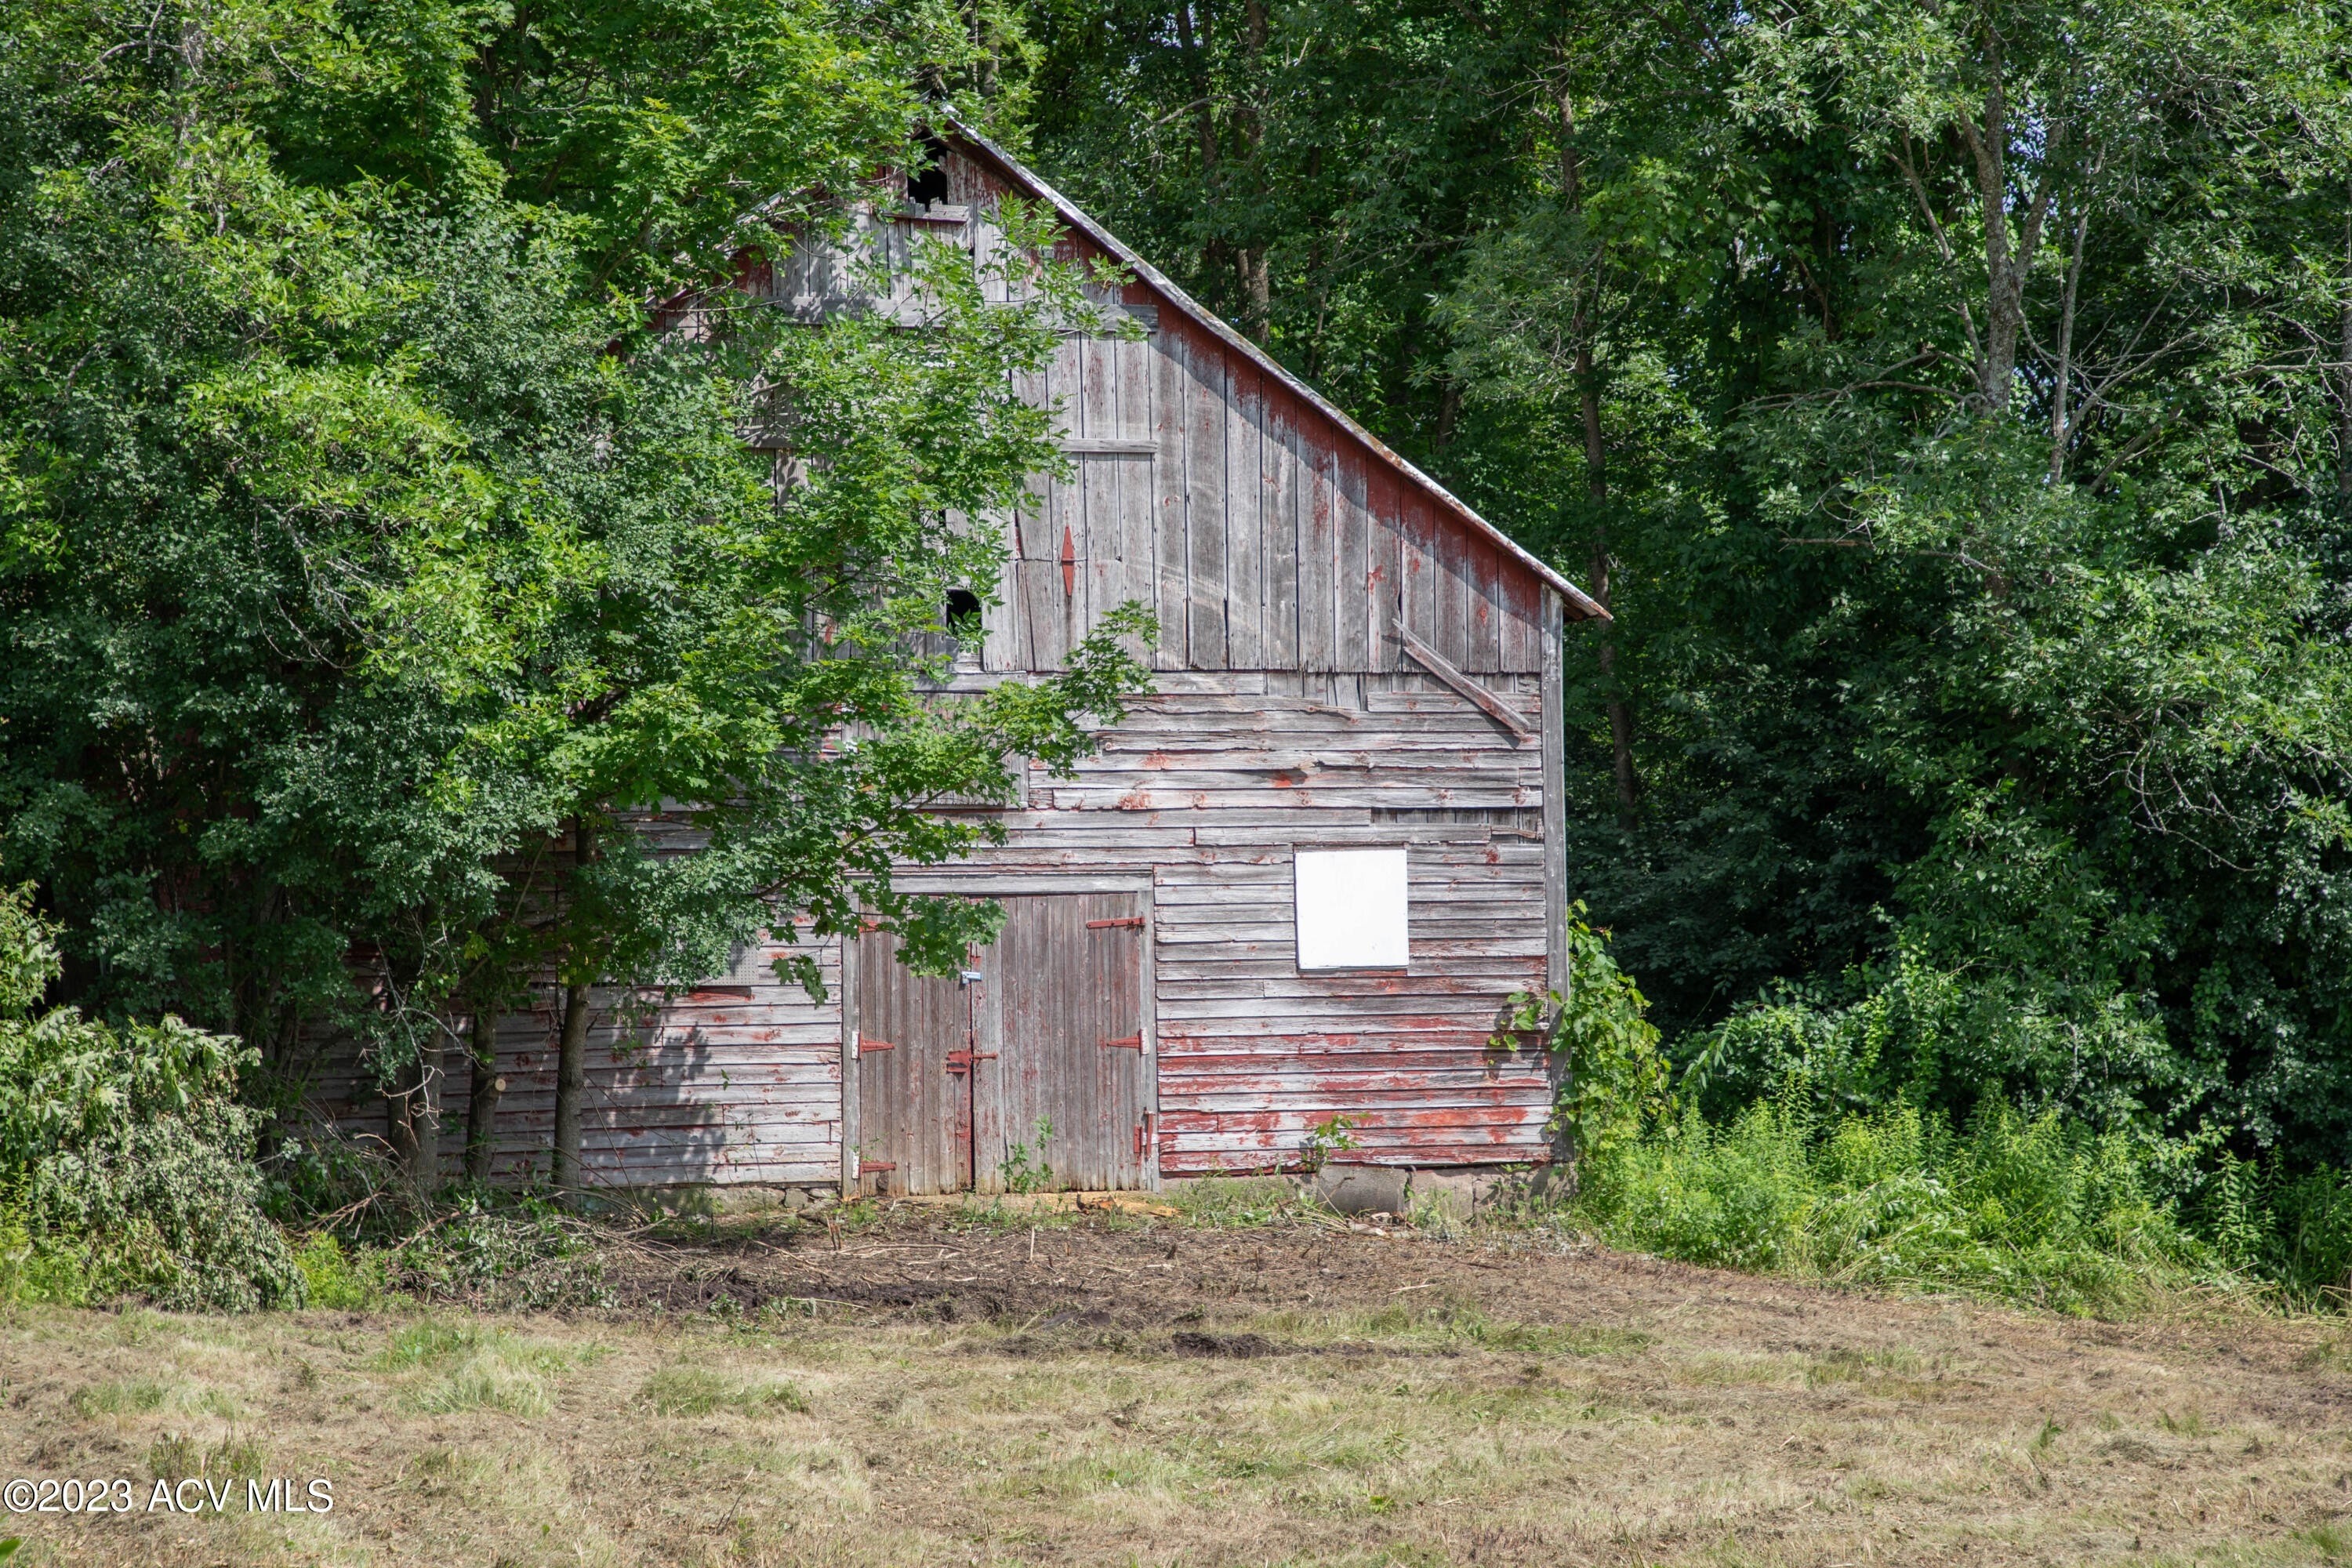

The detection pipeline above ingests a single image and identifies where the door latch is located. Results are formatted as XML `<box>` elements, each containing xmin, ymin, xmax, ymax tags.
<box><xmin>957</xmin><ymin>969</ymin><xmax>985</xmax><ymax>987</ymax></box>
<box><xmin>944</xmin><ymin>1049</ymin><xmax>998</xmax><ymax>1073</ymax></box>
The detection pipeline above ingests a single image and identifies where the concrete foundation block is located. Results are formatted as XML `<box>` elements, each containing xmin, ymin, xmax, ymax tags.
<box><xmin>1314</xmin><ymin>1162</ymin><xmax>1410</xmax><ymax>1216</ymax></box>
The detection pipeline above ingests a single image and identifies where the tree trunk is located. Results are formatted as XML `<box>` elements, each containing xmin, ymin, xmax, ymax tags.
<box><xmin>1237</xmin><ymin>247</ymin><xmax>1270</xmax><ymax>343</ymax></box>
<box><xmin>1559</xmin><ymin>87</ymin><xmax>1639</xmax><ymax>829</ymax></box>
<box><xmin>1176</xmin><ymin>0</ymin><xmax>1219</xmax><ymax>173</ymax></box>
<box><xmin>388</xmin><ymin>1039</ymin><xmax>441</xmax><ymax>1190</ymax></box>
<box><xmin>1433</xmin><ymin>377</ymin><xmax>1461</xmax><ymax>452</ymax></box>
<box><xmin>2050</xmin><ymin>202</ymin><xmax>2090</xmax><ymax>482</ymax></box>
<box><xmin>463</xmin><ymin>1007</ymin><xmax>502</xmax><ymax>1183</ymax></box>
<box><xmin>551</xmin><ymin>981</ymin><xmax>590</xmax><ymax>1197</ymax></box>
<box><xmin>1955</xmin><ymin>41</ymin><xmax>2054</xmax><ymax>415</ymax></box>
<box><xmin>1232</xmin><ymin>0</ymin><xmax>1271</xmax><ymax>343</ymax></box>
<box><xmin>550</xmin><ymin>815</ymin><xmax>597</xmax><ymax>1201</ymax></box>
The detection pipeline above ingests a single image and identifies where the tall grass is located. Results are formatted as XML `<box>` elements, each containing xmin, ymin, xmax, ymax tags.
<box><xmin>1573</xmin><ymin>1101</ymin><xmax>2247</xmax><ymax>1316</ymax></box>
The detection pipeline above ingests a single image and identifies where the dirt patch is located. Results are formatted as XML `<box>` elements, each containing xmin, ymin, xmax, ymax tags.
<box><xmin>598</xmin><ymin>1206</ymin><xmax>1741</xmax><ymax>1330</ymax></box>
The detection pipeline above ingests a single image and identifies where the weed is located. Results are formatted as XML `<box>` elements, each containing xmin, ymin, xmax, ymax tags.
<box><xmin>293</xmin><ymin>1232</ymin><xmax>386</xmax><ymax>1310</ymax></box>
<box><xmin>1576</xmin><ymin>1101</ymin><xmax>2214</xmax><ymax>1315</ymax></box>
<box><xmin>2303</xmin><ymin>1524</ymin><xmax>2352</xmax><ymax>1562</ymax></box>
<box><xmin>147</xmin><ymin>1430</ymin><xmax>266</xmax><ymax>1484</ymax></box>
<box><xmin>640</xmin><ymin>1366</ymin><xmax>809</xmax><ymax>1417</ymax></box>
<box><xmin>997</xmin><ymin>1119</ymin><xmax>1055</xmax><ymax>1196</ymax></box>
<box><xmin>376</xmin><ymin>1319</ymin><xmax>479</xmax><ymax>1371</ymax></box>
<box><xmin>1301</xmin><ymin>1116</ymin><xmax>1361</xmax><ymax>1175</ymax></box>
<box><xmin>70</xmin><ymin>1379</ymin><xmax>167</xmax><ymax>1417</ymax></box>
<box><xmin>379</xmin><ymin>1319</ymin><xmax>576</xmax><ymax>1417</ymax></box>
<box><xmin>1166</xmin><ymin>1175</ymin><xmax>1301</xmax><ymax>1227</ymax></box>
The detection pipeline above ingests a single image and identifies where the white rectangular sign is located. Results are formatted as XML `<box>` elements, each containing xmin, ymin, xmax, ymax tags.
<box><xmin>1294</xmin><ymin>848</ymin><xmax>1410</xmax><ymax>971</ymax></box>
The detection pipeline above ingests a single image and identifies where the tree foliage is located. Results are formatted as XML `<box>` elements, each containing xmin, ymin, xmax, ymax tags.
<box><xmin>0</xmin><ymin>0</ymin><xmax>1151</xmax><ymax>1125</ymax></box>
<box><xmin>1020</xmin><ymin>0</ymin><xmax>2352</xmax><ymax>1170</ymax></box>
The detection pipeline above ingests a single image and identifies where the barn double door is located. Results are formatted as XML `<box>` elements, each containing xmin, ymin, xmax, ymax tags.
<box><xmin>855</xmin><ymin>891</ymin><xmax>1152</xmax><ymax>1194</ymax></box>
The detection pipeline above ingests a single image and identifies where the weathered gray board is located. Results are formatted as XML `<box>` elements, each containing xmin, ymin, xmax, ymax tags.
<box><xmin>854</xmin><ymin>891</ymin><xmax>1152</xmax><ymax>1196</ymax></box>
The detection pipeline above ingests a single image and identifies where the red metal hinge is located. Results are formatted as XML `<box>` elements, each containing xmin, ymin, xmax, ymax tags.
<box><xmin>1086</xmin><ymin>916</ymin><xmax>1145</xmax><ymax>929</ymax></box>
<box><xmin>858</xmin><ymin>1037</ymin><xmax>895</xmax><ymax>1056</ymax></box>
<box><xmin>1134</xmin><ymin>1112</ymin><xmax>1156</xmax><ymax>1158</ymax></box>
<box><xmin>1098</xmin><ymin>1035</ymin><xmax>1143</xmax><ymax>1051</ymax></box>
<box><xmin>861</xmin><ymin>1160</ymin><xmax>896</xmax><ymax>1173</ymax></box>
<box><xmin>1061</xmin><ymin>525</ymin><xmax>1076</xmax><ymax>597</ymax></box>
<box><xmin>944</xmin><ymin>1049</ymin><xmax>999</xmax><ymax>1073</ymax></box>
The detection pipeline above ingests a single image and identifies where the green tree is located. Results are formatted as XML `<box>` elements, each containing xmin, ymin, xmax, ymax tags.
<box><xmin>0</xmin><ymin>0</ymin><xmax>1152</xmax><ymax>1196</ymax></box>
<box><xmin>1016</xmin><ymin>0</ymin><xmax>2352</xmax><ymax>1169</ymax></box>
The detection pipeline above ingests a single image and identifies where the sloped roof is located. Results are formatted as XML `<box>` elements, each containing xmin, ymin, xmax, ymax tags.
<box><xmin>945</xmin><ymin>122</ymin><xmax>1609</xmax><ymax>622</ymax></box>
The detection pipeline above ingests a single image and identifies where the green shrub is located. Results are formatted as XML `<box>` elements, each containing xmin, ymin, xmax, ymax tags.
<box><xmin>1576</xmin><ymin>1098</ymin><xmax>2212</xmax><ymax>1315</ymax></box>
<box><xmin>1494</xmin><ymin>903</ymin><xmax>1673</xmax><ymax>1165</ymax></box>
<box><xmin>0</xmin><ymin>887</ymin><xmax>301</xmax><ymax>1311</ymax></box>
<box><xmin>293</xmin><ymin>1232</ymin><xmax>387</xmax><ymax>1311</ymax></box>
<box><xmin>1575</xmin><ymin>1102</ymin><xmax>1815</xmax><ymax>1272</ymax></box>
<box><xmin>2202</xmin><ymin>1157</ymin><xmax>2352</xmax><ymax>1305</ymax></box>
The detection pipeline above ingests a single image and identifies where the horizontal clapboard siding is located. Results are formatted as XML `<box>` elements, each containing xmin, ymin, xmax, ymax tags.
<box><xmin>906</xmin><ymin>679</ymin><xmax>1554</xmax><ymax>1174</ymax></box>
<box><xmin>303</xmin><ymin>935</ymin><xmax>845</xmax><ymax>1189</ymax></box>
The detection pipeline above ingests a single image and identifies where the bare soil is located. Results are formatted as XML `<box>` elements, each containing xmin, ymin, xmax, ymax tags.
<box><xmin>6</xmin><ymin>1204</ymin><xmax>2352</xmax><ymax>1566</ymax></box>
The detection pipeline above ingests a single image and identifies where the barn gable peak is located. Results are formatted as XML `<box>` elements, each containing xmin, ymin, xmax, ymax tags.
<box><xmin>939</xmin><ymin>121</ymin><xmax>1607</xmax><ymax>622</ymax></box>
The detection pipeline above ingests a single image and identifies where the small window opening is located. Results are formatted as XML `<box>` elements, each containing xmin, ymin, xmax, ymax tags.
<box><xmin>944</xmin><ymin>587</ymin><xmax>983</xmax><ymax>636</ymax></box>
<box><xmin>906</xmin><ymin>135</ymin><xmax>953</xmax><ymax>209</ymax></box>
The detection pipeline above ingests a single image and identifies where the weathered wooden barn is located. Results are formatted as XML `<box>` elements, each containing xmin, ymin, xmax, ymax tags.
<box><xmin>314</xmin><ymin>125</ymin><xmax>1606</xmax><ymax>1198</ymax></box>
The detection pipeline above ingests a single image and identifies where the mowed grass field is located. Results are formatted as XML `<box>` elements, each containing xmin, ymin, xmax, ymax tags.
<box><xmin>5</xmin><ymin>1207</ymin><xmax>2352</xmax><ymax>1566</ymax></box>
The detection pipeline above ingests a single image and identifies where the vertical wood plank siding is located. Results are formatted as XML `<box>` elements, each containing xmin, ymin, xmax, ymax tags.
<box><xmin>303</xmin><ymin>138</ymin><xmax>1577</xmax><ymax>1188</ymax></box>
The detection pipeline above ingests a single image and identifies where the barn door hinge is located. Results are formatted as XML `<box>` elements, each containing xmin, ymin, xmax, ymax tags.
<box><xmin>1061</xmin><ymin>524</ymin><xmax>1077</xmax><ymax>597</ymax></box>
<box><xmin>1098</xmin><ymin>1034</ymin><xmax>1143</xmax><ymax>1051</ymax></box>
<box><xmin>861</xmin><ymin>1160</ymin><xmax>897</xmax><ymax>1173</ymax></box>
<box><xmin>1085</xmin><ymin>916</ymin><xmax>1145</xmax><ymax>929</ymax></box>
<box><xmin>858</xmin><ymin>1036</ymin><xmax>895</xmax><ymax>1056</ymax></box>
<box><xmin>944</xmin><ymin>1049</ymin><xmax>998</xmax><ymax>1073</ymax></box>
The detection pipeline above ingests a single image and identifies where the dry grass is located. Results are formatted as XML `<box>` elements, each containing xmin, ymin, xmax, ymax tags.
<box><xmin>5</xmin><ymin>1214</ymin><xmax>2352</xmax><ymax>1566</ymax></box>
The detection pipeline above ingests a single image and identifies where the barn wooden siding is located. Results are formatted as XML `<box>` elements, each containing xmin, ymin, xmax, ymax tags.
<box><xmin>302</xmin><ymin>129</ymin><xmax>1584</xmax><ymax>1189</ymax></box>
<box><xmin>300</xmin><ymin>865</ymin><xmax>849</xmax><ymax>1191</ymax></box>
<box><xmin>898</xmin><ymin>670</ymin><xmax>1559</xmax><ymax>1175</ymax></box>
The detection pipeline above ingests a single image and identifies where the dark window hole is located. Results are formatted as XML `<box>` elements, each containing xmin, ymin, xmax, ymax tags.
<box><xmin>906</xmin><ymin>135</ymin><xmax>953</xmax><ymax>209</ymax></box>
<box><xmin>945</xmin><ymin>588</ymin><xmax>983</xmax><ymax>634</ymax></box>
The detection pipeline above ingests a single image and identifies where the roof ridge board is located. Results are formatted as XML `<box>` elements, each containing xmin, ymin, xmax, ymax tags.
<box><xmin>940</xmin><ymin>118</ymin><xmax>1608</xmax><ymax>622</ymax></box>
